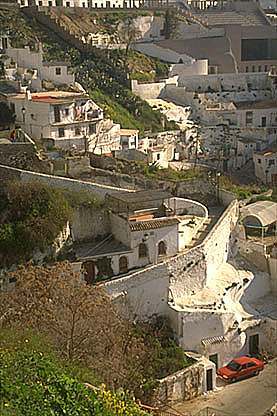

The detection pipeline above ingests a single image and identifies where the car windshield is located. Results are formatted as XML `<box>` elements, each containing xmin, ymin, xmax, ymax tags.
<box><xmin>226</xmin><ymin>361</ymin><xmax>241</xmax><ymax>371</ymax></box>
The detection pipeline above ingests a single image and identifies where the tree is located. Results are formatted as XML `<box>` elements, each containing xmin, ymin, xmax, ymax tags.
<box><xmin>0</xmin><ymin>181</ymin><xmax>72</xmax><ymax>266</ymax></box>
<box><xmin>115</xmin><ymin>17</ymin><xmax>142</xmax><ymax>72</ymax></box>
<box><xmin>163</xmin><ymin>10</ymin><xmax>179</xmax><ymax>40</ymax></box>
<box><xmin>0</xmin><ymin>329</ymin><xmax>149</xmax><ymax>416</ymax></box>
<box><xmin>0</xmin><ymin>262</ymin><xmax>148</xmax><ymax>395</ymax></box>
<box><xmin>0</xmin><ymin>102</ymin><xmax>15</xmax><ymax>128</ymax></box>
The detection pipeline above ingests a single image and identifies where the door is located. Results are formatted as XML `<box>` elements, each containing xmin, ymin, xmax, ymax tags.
<box><xmin>209</xmin><ymin>354</ymin><xmax>218</xmax><ymax>370</ymax></box>
<box><xmin>83</xmin><ymin>261</ymin><xmax>95</xmax><ymax>284</ymax></box>
<box><xmin>206</xmin><ymin>369</ymin><xmax>213</xmax><ymax>391</ymax></box>
<box><xmin>249</xmin><ymin>334</ymin><xmax>259</xmax><ymax>355</ymax></box>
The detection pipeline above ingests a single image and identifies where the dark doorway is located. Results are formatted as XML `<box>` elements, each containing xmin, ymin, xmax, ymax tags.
<box><xmin>206</xmin><ymin>369</ymin><xmax>213</xmax><ymax>391</ymax></box>
<box><xmin>119</xmin><ymin>256</ymin><xmax>128</xmax><ymax>274</ymax></box>
<box><xmin>249</xmin><ymin>334</ymin><xmax>259</xmax><ymax>355</ymax></box>
<box><xmin>209</xmin><ymin>353</ymin><xmax>218</xmax><ymax>370</ymax></box>
<box><xmin>83</xmin><ymin>261</ymin><xmax>95</xmax><ymax>284</ymax></box>
<box><xmin>261</xmin><ymin>116</ymin><xmax>266</xmax><ymax>127</ymax></box>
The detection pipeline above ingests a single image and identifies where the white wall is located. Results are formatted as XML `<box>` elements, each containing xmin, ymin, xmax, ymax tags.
<box><xmin>169</xmin><ymin>60</ymin><xmax>208</xmax><ymax>77</ymax></box>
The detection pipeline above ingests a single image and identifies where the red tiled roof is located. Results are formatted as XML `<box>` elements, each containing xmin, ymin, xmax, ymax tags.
<box><xmin>129</xmin><ymin>217</ymin><xmax>179</xmax><ymax>231</ymax></box>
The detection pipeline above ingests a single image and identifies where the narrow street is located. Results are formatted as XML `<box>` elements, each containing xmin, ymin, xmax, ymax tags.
<box><xmin>174</xmin><ymin>359</ymin><xmax>277</xmax><ymax>416</ymax></box>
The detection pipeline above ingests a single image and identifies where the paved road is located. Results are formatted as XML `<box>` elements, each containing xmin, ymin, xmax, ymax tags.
<box><xmin>175</xmin><ymin>359</ymin><xmax>277</xmax><ymax>416</ymax></box>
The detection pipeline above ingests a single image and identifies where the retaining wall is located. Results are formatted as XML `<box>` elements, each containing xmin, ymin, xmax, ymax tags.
<box><xmin>0</xmin><ymin>164</ymin><xmax>133</xmax><ymax>200</ymax></box>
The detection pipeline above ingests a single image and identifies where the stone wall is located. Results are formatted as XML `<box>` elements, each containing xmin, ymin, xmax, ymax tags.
<box><xmin>154</xmin><ymin>357</ymin><xmax>216</xmax><ymax>404</ymax></box>
<box><xmin>0</xmin><ymin>143</ymin><xmax>50</xmax><ymax>172</ymax></box>
<box><xmin>71</xmin><ymin>206</ymin><xmax>109</xmax><ymax>242</ymax></box>
<box><xmin>0</xmin><ymin>164</ymin><xmax>133</xmax><ymax>201</ymax></box>
<box><xmin>261</xmin><ymin>318</ymin><xmax>277</xmax><ymax>356</ymax></box>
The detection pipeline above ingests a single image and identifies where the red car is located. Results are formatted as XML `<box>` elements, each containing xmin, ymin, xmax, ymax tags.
<box><xmin>217</xmin><ymin>356</ymin><xmax>264</xmax><ymax>382</ymax></box>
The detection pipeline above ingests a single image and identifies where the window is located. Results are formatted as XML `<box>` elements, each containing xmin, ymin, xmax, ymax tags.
<box><xmin>89</xmin><ymin>124</ymin><xmax>96</xmax><ymax>135</ymax></box>
<box><xmin>75</xmin><ymin>126</ymin><xmax>81</xmax><ymax>136</ymax></box>
<box><xmin>38</xmin><ymin>0</ymin><xmax>42</xmax><ymax>5</ymax></box>
<box><xmin>158</xmin><ymin>241</ymin><xmax>167</xmax><ymax>256</ymax></box>
<box><xmin>48</xmin><ymin>1</ymin><xmax>52</xmax><ymax>5</ymax></box>
<box><xmin>119</xmin><ymin>256</ymin><xmax>128</xmax><ymax>273</ymax></box>
<box><xmin>55</xmin><ymin>67</ymin><xmax>61</xmax><ymax>76</ymax></box>
<box><xmin>264</xmin><ymin>65</ymin><xmax>268</xmax><ymax>72</ymax></box>
<box><xmin>268</xmin><ymin>159</ymin><xmax>275</xmax><ymax>166</ymax></box>
<box><xmin>53</xmin><ymin>105</ymin><xmax>61</xmax><ymax>123</ymax></box>
<box><xmin>258</xmin><ymin>65</ymin><xmax>262</xmax><ymax>72</ymax></box>
<box><xmin>138</xmin><ymin>243</ymin><xmax>148</xmax><ymax>258</ymax></box>
<box><xmin>156</xmin><ymin>153</ymin><xmax>160</xmax><ymax>160</ymax></box>
<box><xmin>261</xmin><ymin>116</ymin><xmax>266</xmax><ymax>127</ymax></box>
<box><xmin>246</xmin><ymin>362</ymin><xmax>256</xmax><ymax>368</ymax></box>
<box><xmin>64</xmin><ymin>108</ymin><xmax>69</xmax><ymax>116</ymax></box>
<box><xmin>257</xmin><ymin>158</ymin><xmax>261</xmax><ymax>164</ymax></box>
<box><xmin>82</xmin><ymin>1</ymin><xmax>86</xmax><ymax>5</ymax></box>
<box><xmin>245</xmin><ymin>66</ymin><xmax>249</xmax><ymax>72</ymax></box>
<box><xmin>252</xmin><ymin>65</ymin><xmax>255</xmax><ymax>72</ymax></box>
<box><xmin>66</xmin><ymin>1</ymin><xmax>70</xmax><ymax>6</ymax></box>
<box><xmin>58</xmin><ymin>127</ymin><xmax>65</xmax><ymax>137</ymax></box>
<box><xmin>246</xmin><ymin>111</ymin><xmax>253</xmax><ymax>126</ymax></box>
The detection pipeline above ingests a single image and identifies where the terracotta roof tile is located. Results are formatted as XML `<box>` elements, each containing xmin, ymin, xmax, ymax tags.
<box><xmin>129</xmin><ymin>217</ymin><xmax>179</xmax><ymax>231</ymax></box>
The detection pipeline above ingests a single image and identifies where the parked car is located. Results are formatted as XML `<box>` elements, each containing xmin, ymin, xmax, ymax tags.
<box><xmin>217</xmin><ymin>356</ymin><xmax>264</xmax><ymax>382</ymax></box>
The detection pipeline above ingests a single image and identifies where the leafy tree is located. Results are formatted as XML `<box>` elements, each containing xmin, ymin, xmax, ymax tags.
<box><xmin>0</xmin><ymin>102</ymin><xmax>15</xmax><ymax>127</ymax></box>
<box><xmin>0</xmin><ymin>329</ymin><xmax>149</xmax><ymax>416</ymax></box>
<box><xmin>0</xmin><ymin>181</ymin><xmax>72</xmax><ymax>266</ymax></box>
<box><xmin>163</xmin><ymin>10</ymin><xmax>179</xmax><ymax>40</ymax></box>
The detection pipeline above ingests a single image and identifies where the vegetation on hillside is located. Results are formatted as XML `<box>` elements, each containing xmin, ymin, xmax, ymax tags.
<box><xmin>0</xmin><ymin>9</ymin><xmax>175</xmax><ymax>133</ymax></box>
<box><xmin>0</xmin><ymin>181</ymin><xmax>72</xmax><ymax>267</ymax></box>
<box><xmin>0</xmin><ymin>262</ymin><xmax>193</xmax><ymax>403</ymax></box>
<box><xmin>0</xmin><ymin>329</ymin><xmax>149</xmax><ymax>416</ymax></box>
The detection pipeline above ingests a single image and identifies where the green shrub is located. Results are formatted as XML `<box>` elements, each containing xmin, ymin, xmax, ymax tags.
<box><xmin>0</xmin><ymin>181</ymin><xmax>72</xmax><ymax>266</ymax></box>
<box><xmin>0</xmin><ymin>329</ymin><xmax>149</xmax><ymax>416</ymax></box>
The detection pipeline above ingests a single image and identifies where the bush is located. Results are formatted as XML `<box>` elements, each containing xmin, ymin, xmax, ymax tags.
<box><xmin>0</xmin><ymin>329</ymin><xmax>149</xmax><ymax>416</ymax></box>
<box><xmin>0</xmin><ymin>181</ymin><xmax>72</xmax><ymax>266</ymax></box>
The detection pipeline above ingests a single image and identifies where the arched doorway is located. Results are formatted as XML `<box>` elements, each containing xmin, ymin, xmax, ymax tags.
<box><xmin>158</xmin><ymin>241</ymin><xmax>167</xmax><ymax>256</ymax></box>
<box><xmin>119</xmin><ymin>256</ymin><xmax>128</xmax><ymax>273</ymax></box>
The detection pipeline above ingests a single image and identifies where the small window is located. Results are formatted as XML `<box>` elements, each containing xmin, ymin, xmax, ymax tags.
<box><xmin>82</xmin><ymin>1</ymin><xmax>86</xmax><ymax>5</ymax></box>
<box><xmin>38</xmin><ymin>0</ymin><xmax>42</xmax><ymax>5</ymax></box>
<box><xmin>246</xmin><ymin>111</ymin><xmax>253</xmax><ymax>126</ymax></box>
<box><xmin>55</xmin><ymin>67</ymin><xmax>61</xmax><ymax>76</ymax></box>
<box><xmin>89</xmin><ymin>124</ymin><xmax>96</xmax><ymax>135</ymax></box>
<box><xmin>119</xmin><ymin>256</ymin><xmax>128</xmax><ymax>273</ymax></box>
<box><xmin>245</xmin><ymin>66</ymin><xmax>249</xmax><ymax>73</ymax></box>
<box><xmin>268</xmin><ymin>159</ymin><xmax>275</xmax><ymax>166</ymax></box>
<box><xmin>75</xmin><ymin>126</ymin><xmax>81</xmax><ymax>136</ymax></box>
<box><xmin>156</xmin><ymin>153</ymin><xmax>160</xmax><ymax>160</ymax></box>
<box><xmin>66</xmin><ymin>1</ymin><xmax>70</xmax><ymax>6</ymax></box>
<box><xmin>261</xmin><ymin>116</ymin><xmax>266</xmax><ymax>127</ymax></box>
<box><xmin>48</xmin><ymin>1</ymin><xmax>52</xmax><ymax>5</ymax></box>
<box><xmin>264</xmin><ymin>65</ymin><xmax>268</xmax><ymax>72</ymax></box>
<box><xmin>158</xmin><ymin>241</ymin><xmax>167</xmax><ymax>256</ymax></box>
<box><xmin>58</xmin><ymin>127</ymin><xmax>65</xmax><ymax>137</ymax></box>
<box><xmin>257</xmin><ymin>158</ymin><xmax>261</xmax><ymax>164</ymax></box>
<box><xmin>64</xmin><ymin>108</ymin><xmax>69</xmax><ymax>116</ymax></box>
<box><xmin>258</xmin><ymin>65</ymin><xmax>262</xmax><ymax>72</ymax></box>
<box><xmin>138</xmin><ymin>243</ymin><xmax>148</xmax><ymax>258</ymax></box>
<box><xmin>53</xmin><ymin>105</ymin><xmax>61</xmax><ymax>123</ymax></box>
<box><xmin>252</xmin><ymin>65</ymin><xmax>255</xmax><ymax>72</ymax></box>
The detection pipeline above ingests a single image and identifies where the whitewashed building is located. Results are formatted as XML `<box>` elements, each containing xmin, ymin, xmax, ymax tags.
<box><xmin>75</xmin><ymin>191</ymin><xmax>208</xmax><ymax>282</ymax></box>
<box><xmin>1</xmin><ymin>38</ymin><xmax>74</xmax><ymax>89</ymax></box>
<box><xmin>7</xmin><ymin>90</ymin><xmax>103</xmax><ymax>149</ymax></box>
<box><xmin>253</xmin><ymin>146</ymin><xmax>277</xmax><ymax>185</ymax></box>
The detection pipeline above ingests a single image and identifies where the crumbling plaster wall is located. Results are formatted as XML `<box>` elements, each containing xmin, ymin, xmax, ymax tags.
<box><xmin>71</xmin><ymin>206</ymin><xmax>109</xmax><ymax>242</ymax></box>
<box><xmin>153</xmin><ymin>359</ymin><xmax>215</xmax><ymax>405</ymax></box>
